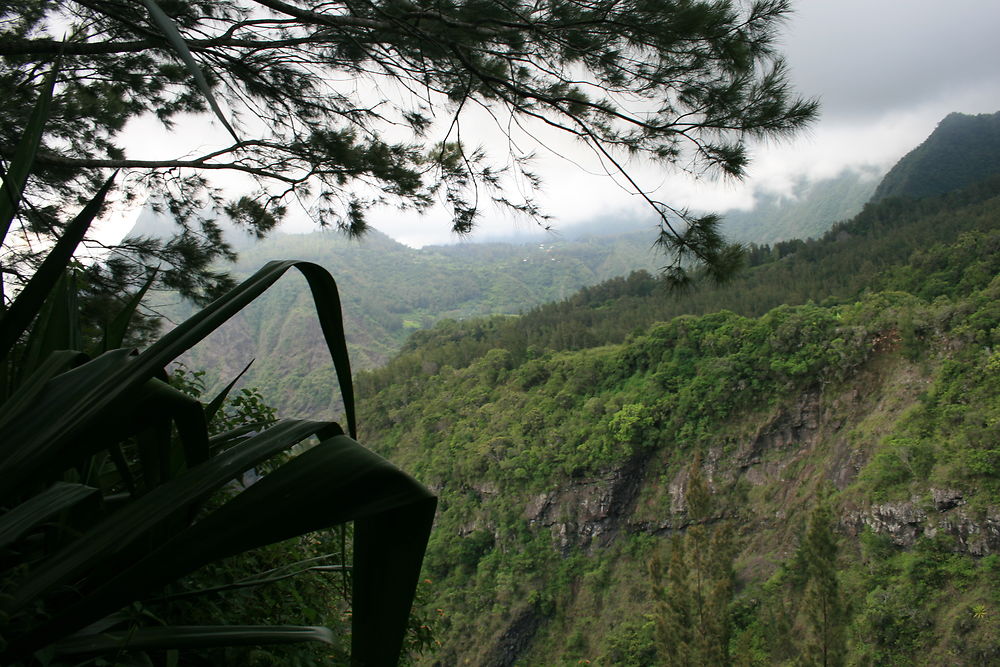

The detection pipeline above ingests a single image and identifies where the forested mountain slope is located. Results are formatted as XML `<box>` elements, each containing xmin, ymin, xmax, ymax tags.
<box><xmin>358</xmin><ymin>178</ymin><xmax>1000</xmax><ymax>664</ymax></box>
<box><xmin>157</xmin><ymin>160</ymin><xmax>875</xmax><ymax>415</ymax></box>
<box><xmin>873</xmin><ymin>111</ymin><xmax>1000</xmax><ymax>202</ymax></box>
<box><xmin>364</xmin><ymin>176</ymin><xmax>1000</xmax><ymax>388</ymax></box>
<box><xmin>170</xmin><ymin>227</ymin><xmax>663</xmax><ymax>414</ymax></box>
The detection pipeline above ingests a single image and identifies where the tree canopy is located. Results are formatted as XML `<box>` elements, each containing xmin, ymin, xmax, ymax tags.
<box><xmin>1</xmin><ymin>0</ymin><xmax>817</xmax><ymax>299</ymax></box>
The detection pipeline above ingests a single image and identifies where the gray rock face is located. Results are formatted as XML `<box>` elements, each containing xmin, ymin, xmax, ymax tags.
<box><xmin>736</xmin><ymin>390</ymin><xmax>822</xmax><ymax>486</ymax></box>
<box><xmin>932</xmin><ymin>488</ymin><xmax>965</xmax><ymax>512</ymax></box>
<box><xmin>482</xmin><ymin>608</ymin><xmax>543</xmax><ymax>667</ymax></box>
<box><xmin>523</xmin><ymin>451</ymin><xmax>651</xmax><ymax>551</ymax></box>
<box><xmin>845</xmin><ymin>493</ymin><xmax>1000</xmax><ymax>556</ymax></box>
<box><xmin>847</xmin><ymin>499</ymin><xmax>928</xmax><ymax>545</ymax></box>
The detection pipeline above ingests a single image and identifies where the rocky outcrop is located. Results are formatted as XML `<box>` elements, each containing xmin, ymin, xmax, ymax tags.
<box><xmin>524</xmin><ymin>451</ymin><xmax>651</xmax><ymax>551</ymax></box>
<box><xmin>736</xmin><ymin>390</ymin><xmax>822</xmax><ymax>486</ymax></box>
<box><xmin>482</xmin><ymin>608</ymin><xmax>543</xmax><ymax>667</ymax></box>
<box><xmin>845</xmin><ymin>490</ymin><xmax>1000</xmax><ymax>556</ymax></box>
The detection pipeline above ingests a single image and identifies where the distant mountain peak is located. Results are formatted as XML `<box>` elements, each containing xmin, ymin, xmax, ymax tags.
<box><xmin>871</xmin><ymin>110</ymin><xmax>1000</xmax><ymax>202</ymax></box>
<box><xmin>123</xmin><ymin>200</ymin><xmax>405</xmax><ymax>253</ymax></box>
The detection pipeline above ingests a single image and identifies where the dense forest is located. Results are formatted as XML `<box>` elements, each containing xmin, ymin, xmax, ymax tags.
<box><xmin>166</xmin><ymin>225</ymin><xmax>664</xmax><ymax>415</ymax></box>
<box><xmin>350</xmin><ymin>120</ymin><xmax>1000</xmax><ymax>664</ymax></box>
<box><xmin>361</xmin><ymin>174</ymin><xmax>1000</xmax><ymax>394</ymax></box>
<box><xmin>6</xmin><ymin>0</ymin><xmax>997</xmax><ymax>664</ymax></box>
<box><xmin>168</xmin><ymin>166</ymin><xmax>874</xmax><ymax>418</ymax></box>
<box><xmin>151</xmin><ymin>111</ymin><xmax>1000</xmax><ymax>664</ymax></box>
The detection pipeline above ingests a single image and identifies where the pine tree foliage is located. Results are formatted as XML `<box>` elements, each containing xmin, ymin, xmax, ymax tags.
<box><xmin>800</xmin><ymin>499</ymin><xmax>847</xmax><ymax>667</ymax></box>
<box><xmin>651</xmin><ymin>455</ymin><xmax>735</xmax><ymax>666</ymax></box>
<box><xmin>1</xmin><ymin>0</ymin><xmax>817</xmax><ymax>299</ymax></box>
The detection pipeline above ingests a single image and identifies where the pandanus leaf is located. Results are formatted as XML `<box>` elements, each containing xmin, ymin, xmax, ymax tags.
<box><xmin>0</xmin><ymin>261</ymin><xmax>352</xmax><ymax>503</ymax></box>
<box><xmin>5</xmin><ymin>419</ymin><xmax>337</xmax><ymax>616</ymax></box>
<box><xmin>0</xmin><ymin>482</ymin><xmax>96</xmax><ymax>551</ymax></box>
<box><xmin>102</xmin><ymin>268</ymin><xmax>158</xmax><ymax>352</ymax></box>
<box><xmin>1</xmin><ymin>257</ymin><xmax>433</xmax><ymax>666</ymax></box>
<box><xmin>0</xmin><ymin>62</ymin><xmax>58</xmax><ymax>244</ymax></box>
<box><xmin>12</xmin><ymin>432</ymin><xmax>434</xmax><ymax>666</ymax></box>
<box><xmin>204</xmin><ymin>358</ymin><xmax>254</xmax><ymax>422</ymax></box>
<box><xmin>0</xmin><ymin>173</ymin><xmax>116</xmax><ymax>364</ymax></box>
<box><xmin>141</xmin><ymin>0</ymin><xmax>239</xmax><ymax>142</ymax></box>
<box><xmin>53</xmin><ymin>625</ymin><xmax>335</xmax><ymax>655</ymax></box>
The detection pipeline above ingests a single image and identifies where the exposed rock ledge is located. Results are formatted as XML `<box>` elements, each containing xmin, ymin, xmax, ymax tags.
<box><xmin>844</xmin><ymin>489</ymin><xmax>1000</xmax><ymax>556</ymax></box>
<box><xmin>523</xmin><ymin>451</ymin><xmax>651</xmax><ymax>551</ymax></box>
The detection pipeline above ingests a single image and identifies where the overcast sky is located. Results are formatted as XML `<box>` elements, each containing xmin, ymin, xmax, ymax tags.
<box><xmin>104</xmin><ymin>0</ymin><xmax>1000</xmax><ymax>248</ymax></box>
<box><xmin>367</xmin><ymin>0</ymin><xmax>1000</xmax><ymax>246</ymax></box>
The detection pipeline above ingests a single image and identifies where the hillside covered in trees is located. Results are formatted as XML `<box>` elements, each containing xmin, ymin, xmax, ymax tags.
<box><xmin>353</xmin><ymin>144</ymin><xmax>1000</xmax><ymax>663</ymax></box>
<box><xmin>6</xmin><ymin>0</ymin><xmax>998</xmax><ymax>663</ymax></box>
<box><xmin>363</xmin><ymin>174</ymin><xmax>1000</xmax><ymax>389</ymax></box>
<box><xmin>872</xmin><ymin>111</ymin><xmax>1000</xmax><ymax>202</ymax></box>
<box><xmin>168</xmin><ymin>225</ymin><xmax>664</xmax><ymax>415</ymax></box>
<box><xmin>147</xmin><ymin>108</ymin><xmax>1000</xmax><ymax>664</ymax></box>
<box><xmin>169</xmin><ymin>165</ymin><xmax>874</xmax><ymax>417</ymax></box>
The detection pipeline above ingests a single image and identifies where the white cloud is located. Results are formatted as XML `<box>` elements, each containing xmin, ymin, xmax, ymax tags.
<box><xmin>103</xmin><ymin>0</ymin><xmax>1000</xmax><ymax>248</ymax></box>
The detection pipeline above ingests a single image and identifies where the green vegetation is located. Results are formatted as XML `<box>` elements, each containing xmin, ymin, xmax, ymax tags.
<box><xmin>361</xmin><ymin>175</ymin><xmax>1000</xmax><ymax>395</ymax></box>
<box><xmin>0</xmin><ymin>254</ymin><xmax>438</xmax><ymax>665</ymax></box>
<box><xmin>5</xmin><ymin>2</ymin><xmax>1000</xmax><ymax>663</ymax></box>
<box><xmin>873</xmin><ymin>112</ymin><xmax>1000</xmax><ymax>202</ymax></box>
<box><xmin>169</xmin><ymin>144</ymin><xmax>883</xmax><ymax>418</ymax></box>
<box><xmin>355</xmin><ymin>171</ymin><xmax>1000</xmax><ymax>664</ymax></box>
<box><xmin>800</xmin><ymin>499</ymin><xmax>847</xmax><ymax>667</ymax></box>
<box><xmin>650</xmin><ymin>457</ymin><xmax>735</xmax><ymax>666</ymax></box>
<box><xmin>0</xmin><ymin>80</ymin><xmax>435</xmax><ymax>666</ymax></box>
<box><xmin>173</xmin><ymin>226</ymin><xmax>667</xmax><ymax>416</ymax></box>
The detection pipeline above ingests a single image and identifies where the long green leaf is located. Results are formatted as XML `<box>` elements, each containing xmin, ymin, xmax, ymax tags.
<box><xmin>0</xmin><ymin>261</ymin><xmax>411</xmax><ymax>665</ymax></box>
<box><xmin>0</xmin><ymin>173</ymin><xmax>116</xmax><ymax>363</ymax></box>
<box><xmin>6</xmin><ymin>419</ymin><xmax>334</xmax><ymax>617</ymax></box>
<box><xmin>0</xmin><ymin>365</ymin><xmax>206</xmax><ymax>499</ymax></box>
<box><xmin>141</xmin><ymin>377</ymin><xmax>210</xmax><ymax>474</ymax></box>
<box><xmin>158</xmin><ymin>561</ymin><xmax>349</xmax><ymax>602</ymax></box>
<box><xmin>106</xmin><ymin>441</ymin><xmax>138</xmax><ymax>498</ymax></box>
<box><xmin>0</xmin><ymin>349</ymin><xmax>128</xmax><ymax>438</ymax></box>
<box><xmin>207</xmin><ymin>422</ymin><xmax>277</xmax><ymax>453</ymax></box>
<box><xmin>0</xmin><ymin>349</ymin><xmax>86</xmax><ymax>428</ymax></box>
<box><xmin>0</xmin><ymin>63</ymin><xmax>58</xmax><ymax>245</ymax></box>
<box><xmin>102</xmin><ymin>268</ymin><xmax>158</xmax><ymax>352</ymax></box>
<box><xmin>53</xmin><ymin>625</ymin><xmax>335</xmax><ymax>655</ymax></box>
<box><xmin>19</xmin><ymin>271</ymin><xmax>81</xmax><ymax>380</ymax></box>
<box><xmin>135</xmin><ymin>419</ymin><xmax>172</xmax><ymax>490</ymax></box>
<box><xmin>138</xmin><ymin>261</ymin><xmax>356</xmax><ymax>435</ymax></box>
<box><xmin>0</xmin><ymin>261</ymin><xmax>352</xmax><ymax>503</ymax></box>
<box><xmin>141</xmin><ymin>0</ymin><xmax>239</xmax><ymax>142</ymax></box>
<box><xmin>204</xmin><ymin>357</ymin><xmax>253</xmax><ymax>422</ymax></box>
<box><xmin>11</xmin><ymin>433</ymin><xmax>434</xmax><ymax>666</ymax></box>
<box><xmin>0</xmin><ymin>482</ymin><xmax>96</xmax><ymax>550</ymax></box>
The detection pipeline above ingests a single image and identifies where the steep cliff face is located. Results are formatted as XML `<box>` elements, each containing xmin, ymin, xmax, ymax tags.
<box><xmin>524</xmin><ymin>450</ymin><xmax>653</xmax><ymax>552</ymax></box>
<box><xmin>360</xmin><ymin>182</ymin><xmax>1000</xmax><ymax>664</ymax></box>
<box><xmin>510</xmin><ymin>354</ymin><xmax>945</xmax><ymax>551</ymax></box>
<box><xmin>846</xmin><ymin>495</ymin><xmax>1000</xmax><ymax>556</ymax></box>
<box><xmin>389</xmin><ymin>294</ymin><xmax>1000</xmax><ymax>666</ymax></box>
<box><xmin>478</xmin><ymin>354</ymin><xmax>992</xmax><ymax>665</ymax></box>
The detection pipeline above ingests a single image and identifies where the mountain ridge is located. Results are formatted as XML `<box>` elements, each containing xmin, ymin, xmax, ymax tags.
<box><xmin>360</xmin><ymin>179</ymin><xmax>1000</xmax><ymax>667</ymax></box>
<box><xmin>353</xmin><ymin>116</ymin><xmax>1000</xmax><ymax>664</ymax></box>
<box><xmin>872</xmin><ymin>110</ymin><xmax>1000</xmax><ymax>202</ymax></box>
